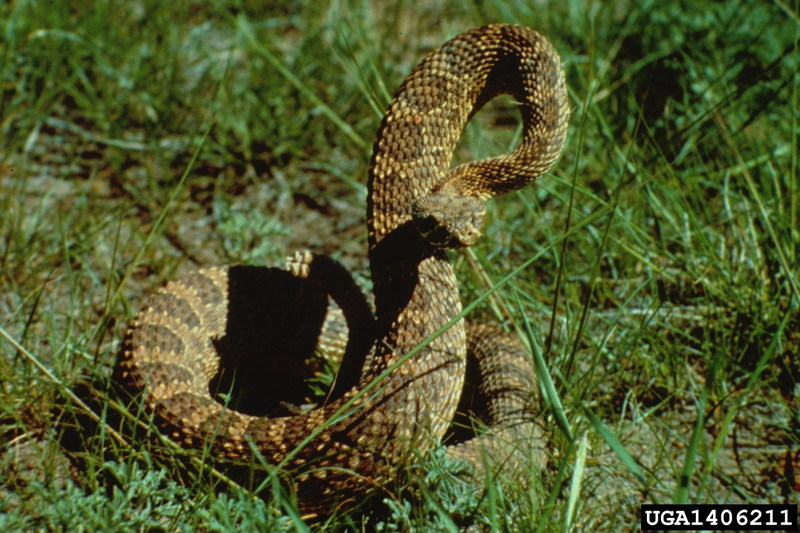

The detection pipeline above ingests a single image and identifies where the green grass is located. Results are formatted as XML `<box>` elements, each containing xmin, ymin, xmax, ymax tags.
<box><xmin>1</xmin><ymin>0</ymin><xmax>798</xmax><ymax>531</ymax></box>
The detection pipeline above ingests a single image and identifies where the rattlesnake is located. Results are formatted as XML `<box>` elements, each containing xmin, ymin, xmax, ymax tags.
<box><xmin>115</xmin><ymin>24</ymin><xmax>570</xmax><ymax>514</ymax></box>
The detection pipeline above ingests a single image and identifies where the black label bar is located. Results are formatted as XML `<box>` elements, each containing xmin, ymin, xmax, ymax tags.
<box><xmin>641</xmin><ymin>504</ymin><xmax>798</xmax><ymax>531</ymax></box>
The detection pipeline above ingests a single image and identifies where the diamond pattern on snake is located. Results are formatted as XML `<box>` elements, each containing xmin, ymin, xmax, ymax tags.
<box><xmin>115</xmin><ymin>23</ymin><xmax>570</xmax><ymax>515</ymax></box>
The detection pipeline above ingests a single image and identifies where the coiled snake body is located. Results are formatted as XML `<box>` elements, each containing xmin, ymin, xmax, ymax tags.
<box><xmin>116</xmin><ymin>24</ymin><xmax>569</xmax><ymax>514</ymax></box>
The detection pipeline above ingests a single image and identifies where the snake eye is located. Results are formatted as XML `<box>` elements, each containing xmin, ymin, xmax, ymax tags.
<box><xmin>412</xmin><ymin>193</ymin><xmax>487</xmax><ymax>248</ymax></box>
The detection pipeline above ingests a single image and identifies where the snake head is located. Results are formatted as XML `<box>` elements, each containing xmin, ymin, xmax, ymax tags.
<box><xmin>411</xmin><ymin>192</ymin><xmax>487</xmax><ymax>248</ymax></box>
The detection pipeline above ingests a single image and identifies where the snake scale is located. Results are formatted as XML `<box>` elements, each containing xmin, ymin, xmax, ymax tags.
<box><xmin>115</xmin><ymin>24</ymin><xmax>570</xmax><ymax>514</ymax></box>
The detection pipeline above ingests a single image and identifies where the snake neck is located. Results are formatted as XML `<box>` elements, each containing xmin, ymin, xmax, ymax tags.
<box><xmin>356</xmin><ymin>229</ymin><xmax>465</xmax><ymax>456</ymax></box>
<box><xmin>366</xmin><ymin>25</ymin><xmax>568</xmax><ymax>257</ymax></box>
